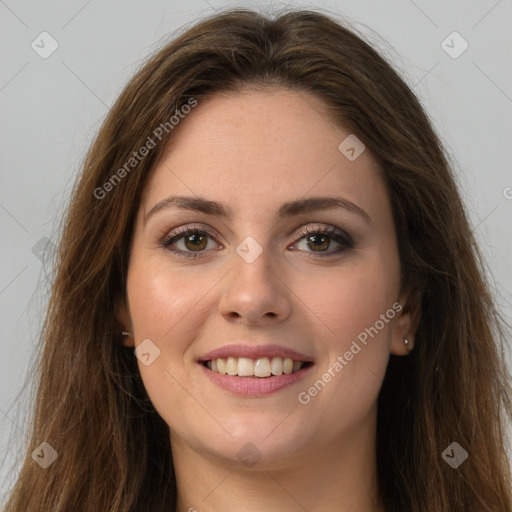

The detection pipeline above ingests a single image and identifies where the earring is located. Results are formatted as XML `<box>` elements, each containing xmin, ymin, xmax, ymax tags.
<box><xmin>404</xmin><ymin>338</ymin><xmax>411</xmax><ymax>352</ymax></box>
<box><xmin>121</xmin><ymin>331</ymin><xmax>130</xmax><ymax>336</ymax></box>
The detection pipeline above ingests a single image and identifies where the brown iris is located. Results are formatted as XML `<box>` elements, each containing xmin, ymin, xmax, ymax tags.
<box><xmin>184</xmin><ymin>233</ymin><xmax>208</xmax><ymax>251</ymax></box>
<box><xmin>306</xmin><ymin>234</ymin><xmax>330</xmax><ymax>252</ymax></box>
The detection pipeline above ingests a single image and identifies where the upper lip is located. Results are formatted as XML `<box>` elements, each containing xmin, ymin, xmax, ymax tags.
<box><xmin>198</xmin><ymin>343</ymin><xmax>314</xmax><ymax>363</ymax></box>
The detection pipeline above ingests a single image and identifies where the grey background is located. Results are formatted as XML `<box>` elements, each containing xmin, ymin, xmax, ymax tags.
<box><xmin>1</xmin><ymin>0</ymin><xmax>511</xmax><ymax>499</ymax></box>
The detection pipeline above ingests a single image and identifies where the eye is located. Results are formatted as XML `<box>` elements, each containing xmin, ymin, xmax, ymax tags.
<box><xmin>161</xmin><ymin>225</ymin><xmax>221</xmax><ymax>259</ymax></box>
<box><xmin>161</xmin><ymin>223</ymin><xmax>354</xmax><ymax>260</ymax></box>
<box><xmin>290</xmin><ymin>225</ymin><xmax>354</xmax><ymax>258</ymax></box>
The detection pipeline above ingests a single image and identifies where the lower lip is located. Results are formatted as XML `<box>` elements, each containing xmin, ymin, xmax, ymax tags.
<box><xmin>200</xmin><ymin>363</ymin><xmax>314</xmax><ymax>396</ymax></box>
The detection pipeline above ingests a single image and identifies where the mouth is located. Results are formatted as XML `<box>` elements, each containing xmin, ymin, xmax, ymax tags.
<box><xmin>197</xmin><ymin>344</ymin><xmax>315</xmax><ymax>396</ymax></box>
<box><xmin>202</xmin><ymin>357</ymin><xmax>314</xmax><ymax>378</ymax></box>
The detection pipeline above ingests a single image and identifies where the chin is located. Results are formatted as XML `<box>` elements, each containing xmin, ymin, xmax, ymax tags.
<box><xmin>193</xmin><ymin>419</ymin><xmax>312</xmax><ymax>470</ymax></box>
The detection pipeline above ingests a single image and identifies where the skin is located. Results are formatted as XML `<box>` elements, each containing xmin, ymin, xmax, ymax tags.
<box><xmin>117</xmin><ymin>87</ymin><xmax>417</xmax><ymax>512</ymax></box>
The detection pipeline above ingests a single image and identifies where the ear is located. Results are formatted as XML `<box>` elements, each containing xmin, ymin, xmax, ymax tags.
<box><xmin>115</xmin><ymin>294</ymin><xmax>134</xmax><ymax>347</ymax></box>
<box><xmin>390</xmin><ymin>285</ymin><xmax>421</xmax><ymax>356</ymax></box>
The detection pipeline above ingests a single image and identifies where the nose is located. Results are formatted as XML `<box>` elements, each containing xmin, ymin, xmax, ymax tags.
<box><xmin>218</xmin><ymin>246</ymin><xmax>291</xmax><ymax>326</ymax></box>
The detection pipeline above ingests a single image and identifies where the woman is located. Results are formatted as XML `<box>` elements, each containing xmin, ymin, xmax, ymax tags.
<box><xmin>3</xmin><ymin>8</ymin><xmax>511</xmax><ymax>512</ymax></box>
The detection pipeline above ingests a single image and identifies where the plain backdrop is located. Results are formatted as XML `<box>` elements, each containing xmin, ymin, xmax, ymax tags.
<box><xmin>1</xmin><ymin>0</ymin><xmax>511</xmax><ymax>500</ymax></box>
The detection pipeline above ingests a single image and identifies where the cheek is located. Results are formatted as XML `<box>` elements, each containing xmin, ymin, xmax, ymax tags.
<box><xmin>300</xmin><ymin>249</ymin><xmax>400</xmax><ymax>411</ymax></box>
<box><xmin>303</xmin><ymin>255</ymin><xmax>399</xmax><ymax>345</ymax></box>
<box><xmin>125</xmin><ymin>255</ymin><xmax>221</xmax><ymax>395</ymax></box>
<box><xmin>127</xmin><ymin>258</ymin><xmax>210</xmax><ymax>342</ymax></box>
<box><xmin>291</xmin><ymin>254</ymin><xmax>400</xmax><ymax>441</ymax></box>
<box><xmin>125</xmin><ymin>261</ymin><xmax>209</xmax><ymax>429</ymax></box>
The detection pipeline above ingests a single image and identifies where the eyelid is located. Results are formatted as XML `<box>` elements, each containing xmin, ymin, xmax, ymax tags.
<box><xmin>291</xmin><ymin>223</ymin><xmax>354</xmax><ymax>246</ymax></box>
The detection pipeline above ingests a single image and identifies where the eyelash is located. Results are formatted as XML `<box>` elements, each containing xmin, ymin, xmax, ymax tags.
<box><xmin>160</xmin><ymin>224</ymin><xmax>354</xmax><ymax>260</ymax></box>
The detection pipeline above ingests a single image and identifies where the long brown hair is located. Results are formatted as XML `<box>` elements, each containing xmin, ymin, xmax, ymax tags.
<box><xmin>3</xmin><ymin>8</ymin><xmax>511</xmax><ymax>511</ymax></box>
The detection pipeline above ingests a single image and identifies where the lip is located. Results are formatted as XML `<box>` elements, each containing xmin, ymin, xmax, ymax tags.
<box><xmin>200</xmin><ymin>363</ymin><xmax>314</xmax><ymax>396</ymax></box>
<box><xmin>198</xmin><ymin>343</ymin><xmax>314</xmax><ymax>363</ymax></box>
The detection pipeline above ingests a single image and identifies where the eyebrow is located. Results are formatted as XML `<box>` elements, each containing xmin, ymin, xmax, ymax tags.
<box><xmin>145</xmin><ymin>195</ymin><xmax>372</xmax><ymax>225</ymax></box>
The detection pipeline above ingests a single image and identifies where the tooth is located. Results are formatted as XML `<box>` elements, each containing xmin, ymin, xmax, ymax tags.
<box><xmin>270</xmin><ymin>357</ymin><xmax>283</xmax><ymax>375</ymax></box>
<box><xmin>283</xmin><ymin>357</ymin><xmax>293</xmax><ymax>374</ymax></box>
<box><xmin>237</xmin><ymin>357</ymin><xmax>254</xmax><ymax>377</ymax></box>
<box><xmin>209</xmin><ymin>356</ymin><xmax>305</xmax><ymax>377</ymax></box>
<box><xmin>254</xmin><ymin>357</ymin><xmax>271</xmax><ymax>377</ymax></box>
<box><xmin>226</xmin><ymin>357</ymin><xmax>238</xmax><ymax>375</ymax></box>
<box><xmin>216</xmin><ymin>358</ymin><xmax>226</xmax><ymax>374</ymax></box>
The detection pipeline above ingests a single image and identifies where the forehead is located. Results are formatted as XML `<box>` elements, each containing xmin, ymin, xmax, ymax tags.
<box><xmin>140</xmin><ymin>87</ymin><xmax>387</xmax><ymax>221</ymax></box>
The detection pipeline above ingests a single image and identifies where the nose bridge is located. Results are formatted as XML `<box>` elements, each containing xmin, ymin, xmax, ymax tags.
<box><xmin>234</xmin><ymin>239</ymin><xmax>273</xmax><ymax>282</ymax></box>
<box><xmin>231</xmin><ymin>236</ymin><xmax>277</xmax><ymax>295</ymax></box>
<box><xmin>219</xmin><ymin>235</ymin><xmax>290</xmax><ymax>323</ymax></box>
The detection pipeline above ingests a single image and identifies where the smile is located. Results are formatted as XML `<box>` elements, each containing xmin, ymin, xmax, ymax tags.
<box><xmin>198</xmin><ymin>343</ymin><xmax>315</xmax><ymax>395</ymax></box>
<box><xmin>203</xmin><ymin>356</ymin><xmax>312</xmax><ymax>377</ymax></box>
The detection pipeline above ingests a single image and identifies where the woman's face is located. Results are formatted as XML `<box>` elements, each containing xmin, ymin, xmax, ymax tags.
<box><xmin>119</xmin><ymin>87</ymin><xmax>414</xmax><ymax>469</ymax></box>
